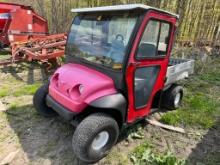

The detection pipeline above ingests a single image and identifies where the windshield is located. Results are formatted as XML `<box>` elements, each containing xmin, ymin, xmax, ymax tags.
<box><xmin>66</xmin><ymin>13</ymin><xmax>138</xmax><ymax>70</ymax></box>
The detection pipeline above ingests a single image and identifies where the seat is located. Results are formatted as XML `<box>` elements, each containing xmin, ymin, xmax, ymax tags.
<box><xmin>137</xmin><ymin>43</ymin><xmax>157</xmax><ymax>58</ymax></box>
<box><xmin>108</xmin><ymin>39</ymin><xmax>125</xmax><ymax>63</ymax></box>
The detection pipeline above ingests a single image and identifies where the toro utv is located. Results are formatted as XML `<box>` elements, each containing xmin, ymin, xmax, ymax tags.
<box><xmin>33</xmin><ymin>4</ymin><xmax>194</xmax><ymax>163</ymax></box>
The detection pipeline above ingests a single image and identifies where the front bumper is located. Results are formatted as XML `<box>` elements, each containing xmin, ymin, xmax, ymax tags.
<box><xmin>46</xmin><ymin>95</ymin><xmax>77</xmax><ymax>121</ymax></box>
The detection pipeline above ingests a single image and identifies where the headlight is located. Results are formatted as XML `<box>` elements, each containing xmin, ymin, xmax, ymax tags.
<box><xmin>79</xmin><ymin>84</ymin><xmax>84</xmax><ymax>94</ymax></box>
<box><xmin>68</xmin><ymin>84</ymin><xmax>84</xmax><ymax>99</ymax></box>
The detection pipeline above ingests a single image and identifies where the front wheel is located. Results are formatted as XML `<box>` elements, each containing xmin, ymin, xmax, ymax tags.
<box><xmin>72</xmin><ymin>113</ymin><xmax>119</xmax><ymax>164</ymax></box>
<box><xmin>33</xmin><ymin>83</ymin><xmax>57</xmax><ymax>117</ymax></box>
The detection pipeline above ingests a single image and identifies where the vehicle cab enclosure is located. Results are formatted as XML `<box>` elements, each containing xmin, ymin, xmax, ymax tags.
<box><xmin>46</xmin><ymin>4</ymin><xmax>178</xmax><ymax>125</ymax></box>
<box><xmin>34</xmin><ymin>4</ymin><xmax>182</xmax><ymax>163</ymax></box>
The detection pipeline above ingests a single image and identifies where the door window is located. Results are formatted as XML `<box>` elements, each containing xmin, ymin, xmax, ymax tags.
<box><xmin>136</xmin><ymin>20</ymin><xmax>171</xmax><ymax>58</ymax></box>
<box><xmin>134</xmin><ymin>66</ymin><xmax>160</xmax><ymax>108</ymax></box>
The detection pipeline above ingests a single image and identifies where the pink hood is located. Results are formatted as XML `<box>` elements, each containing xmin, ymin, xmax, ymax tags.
<box><xmin>49</xmin><ymin>63</ymin><xmax>117</xmax><ymax>112</ymax></box>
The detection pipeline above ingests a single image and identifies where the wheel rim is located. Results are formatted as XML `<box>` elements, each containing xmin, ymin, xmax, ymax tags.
<box><xmin>91</xmin><ymin>131</ymin><xmax>109</xmax><ymax>150</ymax></box>
<box><xmin>174</xmin><ymin>93</ymin><xmax>181</xmax><ymax>107</ymax></box>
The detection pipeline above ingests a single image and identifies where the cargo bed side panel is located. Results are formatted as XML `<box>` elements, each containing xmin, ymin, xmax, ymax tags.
<box><xmin>165</xmin><ymin>58</ymin><xmax>194</xmax><ymax>85</ymax></box>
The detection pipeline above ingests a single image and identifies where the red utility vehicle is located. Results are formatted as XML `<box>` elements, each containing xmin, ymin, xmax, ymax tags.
<box><xmin>33</xmin><ymin>4</ymin><xmax>194</xmax><ymax>163</ymax></box>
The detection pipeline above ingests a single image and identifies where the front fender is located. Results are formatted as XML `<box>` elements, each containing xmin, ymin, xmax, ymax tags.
<box><xmin>89</xmin><ymin>93</ymin><xmax>127</xmax><ymax>122</ymax></box>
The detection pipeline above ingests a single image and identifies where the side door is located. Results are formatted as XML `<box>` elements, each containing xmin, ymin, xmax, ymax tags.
<box><xmin>126</xmin><ymin>11</ymin><xmax>177</xmax><ymax>123</ymax></box>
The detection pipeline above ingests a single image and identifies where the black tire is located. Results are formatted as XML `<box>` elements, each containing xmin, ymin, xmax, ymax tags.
<box><xmin>161</xmin><ymin>84</ymin><xmax>183</xmax><ymax>110</ymax></box>
<box><xmin>72</xmin><ymin>113</ymin><xmax>119</xmax><ymax>164</ymax></box>
<box><xmin>33</xmin><ymin>83</ymin><xmax>57</xmax><ymax>117</ymax></box>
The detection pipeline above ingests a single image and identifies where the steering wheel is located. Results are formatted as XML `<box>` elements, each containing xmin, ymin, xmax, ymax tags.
<box><xmin>116</xmin><ymin>34</ymin><xmax>124</xmax><ymax>42</ymax></box>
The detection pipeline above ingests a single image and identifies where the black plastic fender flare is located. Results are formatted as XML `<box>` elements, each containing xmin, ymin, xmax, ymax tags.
<box><xmin>89</xmin><ymin>93</ymin><xmax>127</xmax><ymax>123</ymax></box>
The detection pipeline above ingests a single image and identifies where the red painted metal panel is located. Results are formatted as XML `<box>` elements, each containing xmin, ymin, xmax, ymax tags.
<box><xmin>0</xmin><ymin>2</ymin><xmax>48</xmax><ymax>46</ymax></box>
<box><xmin>126</xmin><ymin>10</ymin><xmax>177</xmax><ymax>123</ymax></box>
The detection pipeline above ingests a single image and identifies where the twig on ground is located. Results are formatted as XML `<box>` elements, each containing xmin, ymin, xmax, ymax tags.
<box><xmin>0</xmin><ymin>149</ymin><xmax>20</xmax><ymax>165</ymax></box>
<box><xmin>146</xmin><ymin>119</ymin><xmax>185</xmax><ymax>133</ymax></box>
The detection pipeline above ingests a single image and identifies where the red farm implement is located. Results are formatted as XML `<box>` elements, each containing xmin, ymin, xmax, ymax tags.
<box><xmin>0</xmin><ymin>2</ymin><xmax>66</xmax><ymax>67</ymax></box>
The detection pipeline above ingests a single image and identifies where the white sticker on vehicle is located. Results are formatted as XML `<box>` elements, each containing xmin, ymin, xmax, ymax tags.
<box><xmin>28</xmin><ymin>24</ymin><xmax>33</xmax><ymax>30</ymax></box>
<box><xmin>8</xmin><ymin>35</ymin><xmax>14</xmax><ymax>42</ymax></box>
<box><xmin>27</xmin><ymin>10</ymin><xmax>32</xmax><ymax>15</ymax></box>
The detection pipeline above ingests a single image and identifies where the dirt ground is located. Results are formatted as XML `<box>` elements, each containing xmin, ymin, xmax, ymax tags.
<box><xmin>0</xmin><ymin>63</ymin><xmax>219</xmax><ymax>165</ymax></box>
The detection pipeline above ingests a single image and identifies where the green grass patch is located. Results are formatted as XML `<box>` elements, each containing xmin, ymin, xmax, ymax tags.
<box><xmin>103</xmin><ymin>150</ymin><xmax>129</xmax><ymax>165</ymax></box>
<box><xmin>0</xmin><ymin>88</ymin><xmax>10</xmax><ymax>98</ymax></box>
<box><xmin>185</xmin><ymin>93</ymin><xmax>217</xmax><ymax>113</ymax></box>
<box><xmin>0</xmin><ymin>50</ymin><xmax>10</xmax><ymax>56</ymax></box>
<box><xmin>197</xmin><ymin>58</ymin><xmax>220</xmax><ymax>84</ymax></box>
<box><xmin>0</xmin><ymin>51</ymin><xmax>11</xmax><ymax>60</ymax></box>
<box><xmin>130</xmin><ymin>142</ymin><xmax>185</xmax><ymax>165</ymax></box>
<box><xmin>13</xmin><ymin>83</ymin><xmax>41</xmax><ymax>97</ymax></box>
<box><xmin>8</xmin><ymin>103</ymin><xmax>18</xmax><ymax>110</ymax></box>
<box><xmin>200</xmin><ymin>71</ymin><xmax>220</xmax><ymax>83</ymax></box>
<box><xmin>0</xmin><ymin>83</ymin><xmax>42</xmax><ymax>98</ymax></box>
<box><xmin>161</xmin><ymin>92</ymin><xmax>219</xmax><ymax>129</ymax></box>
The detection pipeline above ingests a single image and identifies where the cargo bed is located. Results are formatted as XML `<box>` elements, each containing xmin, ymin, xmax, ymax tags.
<box><xmin>165</xmin><ymin>58</ymin><xmax>195</xmax><ymax>86</ymax></box>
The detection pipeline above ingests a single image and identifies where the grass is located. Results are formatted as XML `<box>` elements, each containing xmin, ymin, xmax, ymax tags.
<box><xmin>0</xmin><ymin>88</ymin><xmax>10</xmax><ymax>98</ymax></box>
<box><xmin>103</xmin><ymin>150</ymin><xmax>129</xmax><ymax>165</ymax></box>
<box><xmin>161</xmin><ymin>92</ymin><xmax>219</xmax><ymax>128</ymax></box>
<box><xmin>0</xmin><ymin>50</ymin><xmax>10</xmax><ymax>56</ymax></box>
<box><xmin>0</xmin><ymin>83</ymin><xmax>42</xmax><ymax>98</ymax></box>
<box><xmin>161</xmin><ymin>58</ymin><xmax>220</xmax><ymax>129</ymax></box>
<box><xmin>0</xmin><ymin>50</ymin><xmax>10</xmax><ymax>60</ymax></box>
<box><xmin>200</xmin><ymin>71</ymin><xmax>220</xmax><ymax>84</ymax></box>
<box><xmin>130</xmin><ymin>142</ymin><xmax>185</xmax><ymax>165</ymax></box>
<box><xmin>13</xmin><ymin>83</ymin><xmax>42</xmax><ymax>97</ymax></box>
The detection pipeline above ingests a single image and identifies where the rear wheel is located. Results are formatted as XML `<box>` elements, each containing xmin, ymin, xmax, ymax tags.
<box><xmin>72</xmin><ymin>113</ymin><xmax>119</xmax><ymax>164</ymax></box>
<box><xmin>33</xmin><ymin>83</ymin><xmax>57</xmax><ymax>117</ymax></box>
<box><xmin>161</xmin><ymin>84</ymin><xmax>183</xmax><ymax>110</ymax></box>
